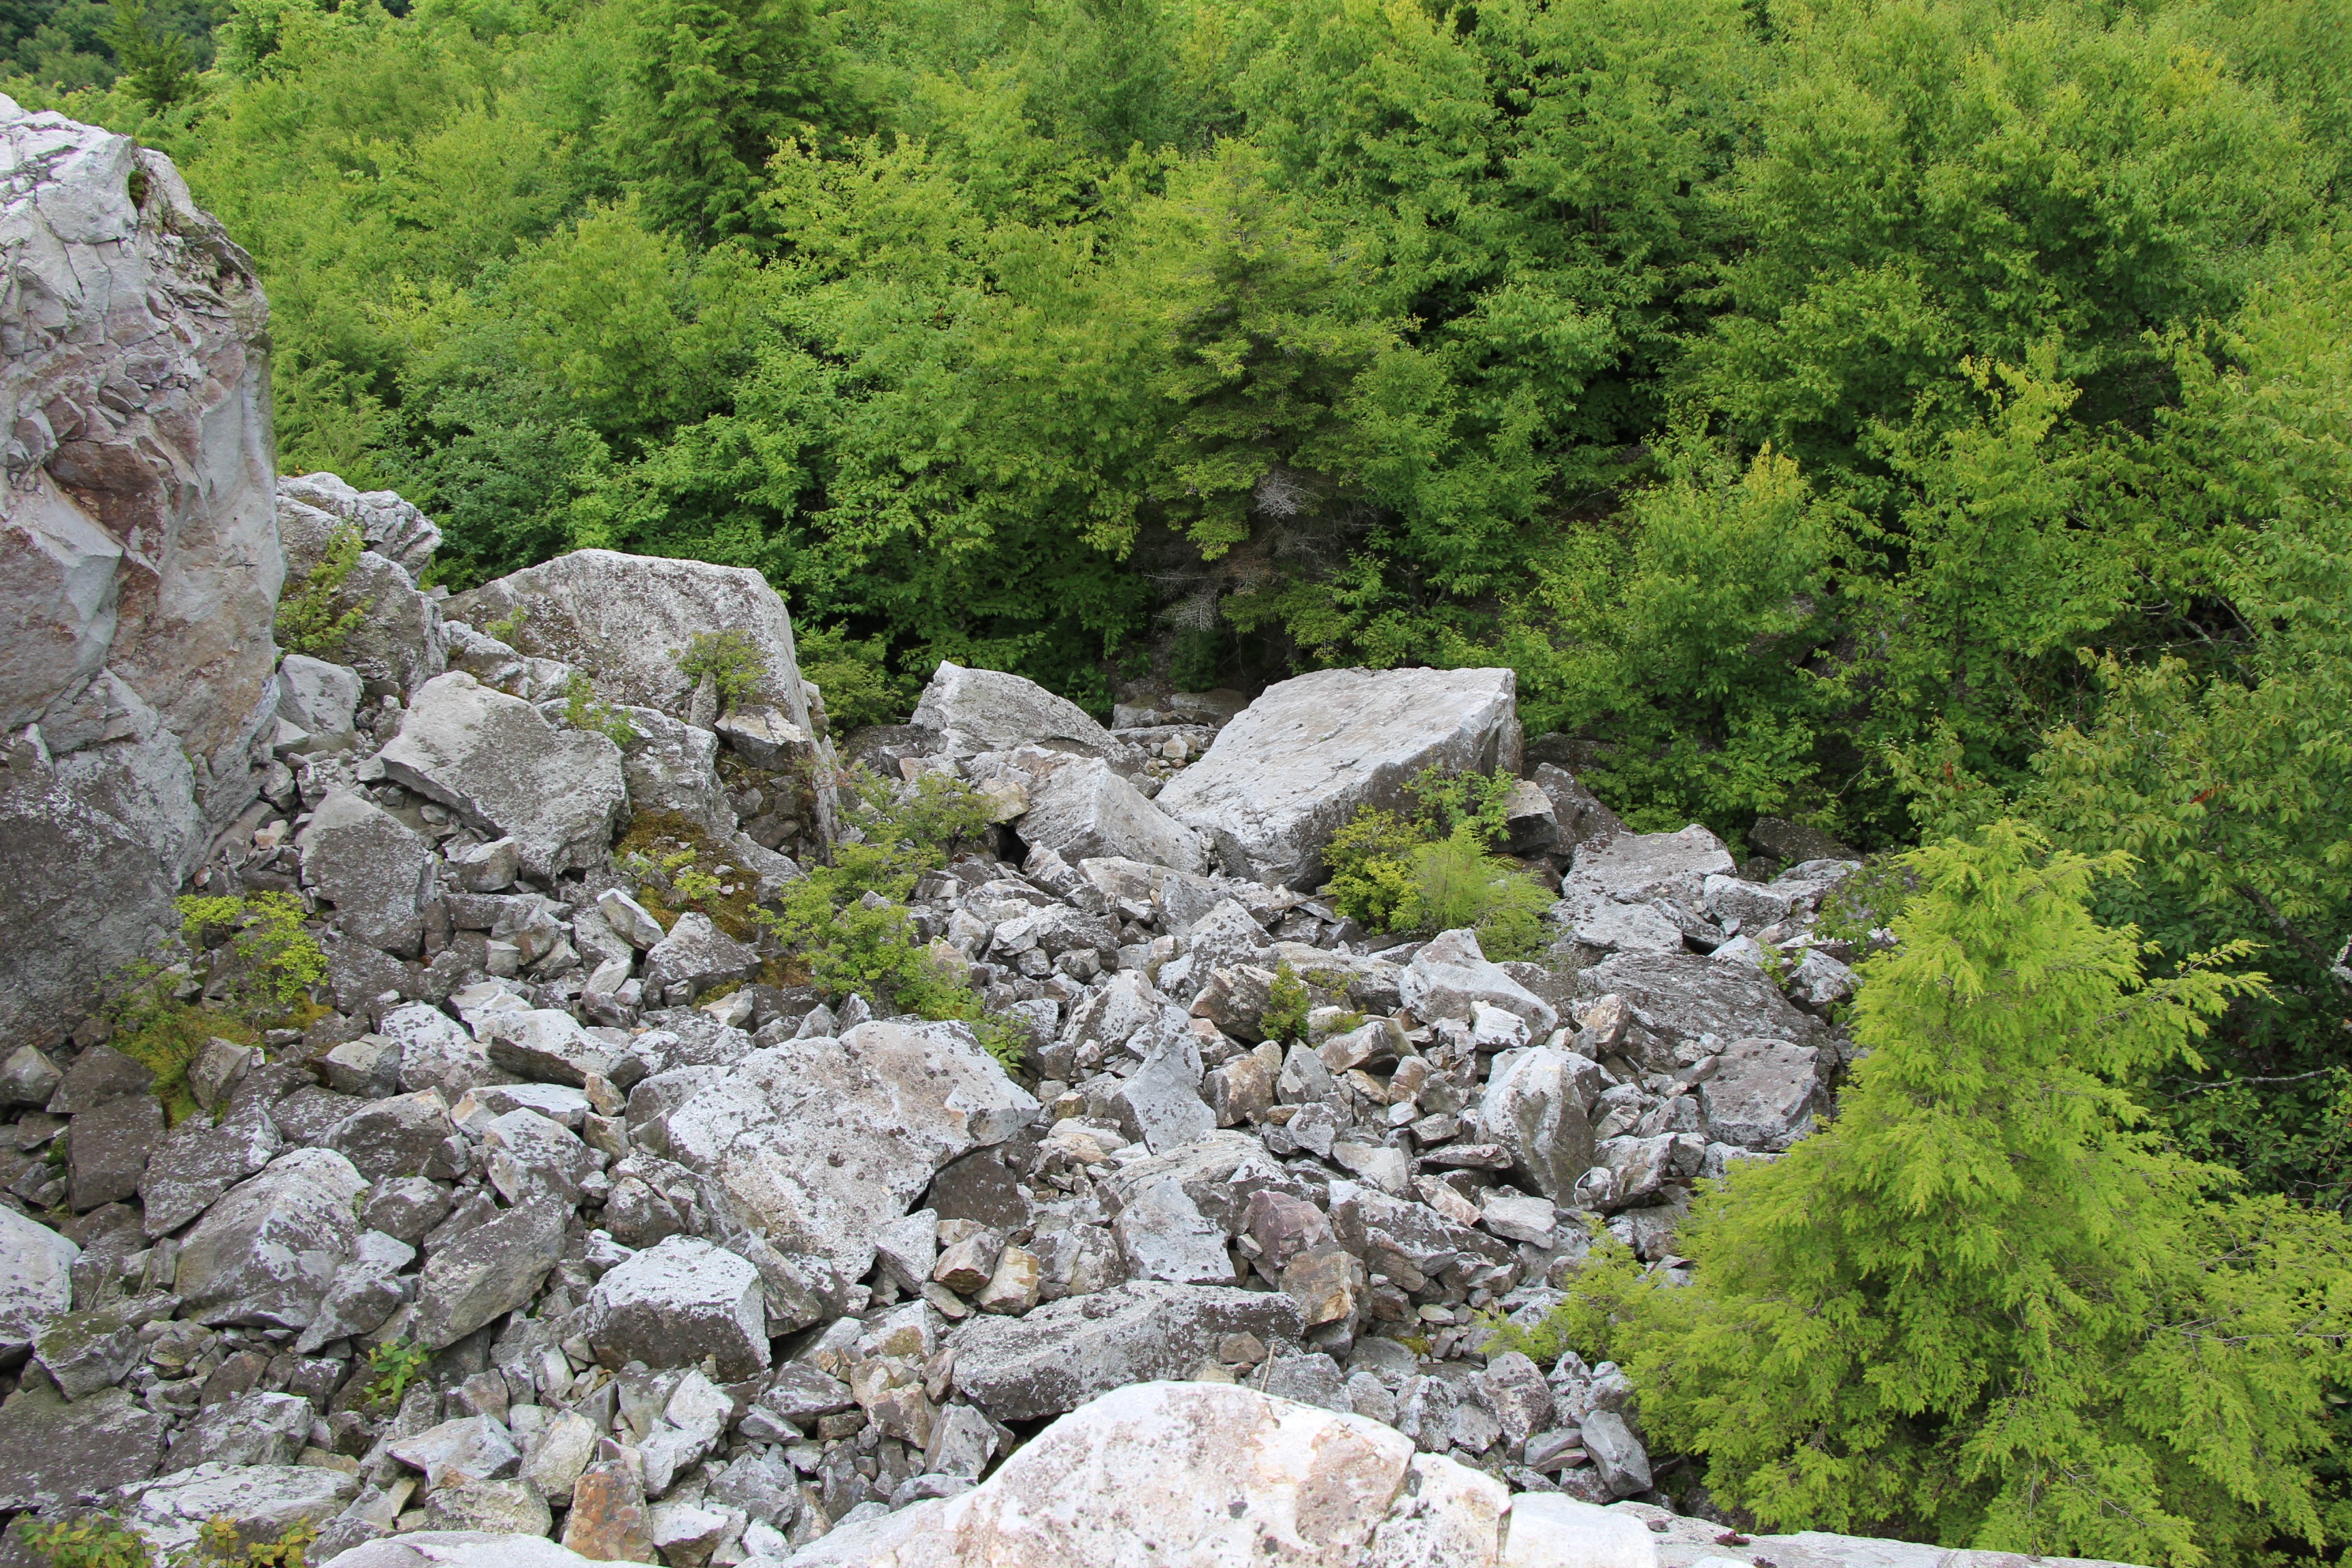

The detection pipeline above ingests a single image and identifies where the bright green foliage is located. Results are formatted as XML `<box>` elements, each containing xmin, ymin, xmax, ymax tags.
<box><xmin>621</xmin><ymin>0</ymin><xmax>864</xmax><ymax>246</ymax></box>
<box><xmin>1399</xmin><ymin>827</ymin><xmax>1552</xmax><ymax>958</ymax></box>
<box><xmin>1260</xmin><ymin>962</ymin><xmax>1309</xmax><ymax>1043</ymax></box>
<box><xmin>1318</xmin><ymin>768</ymin><xmax>1549</xmax><ymax>950</ymax></box>
<box><xmin>562</xmin><ymin>672</ymin><xmax>644</xmax><ymax>748</ymax></box>
<box><xmin>756</xmin><ymin>769</ymin><xmax>1009</xmax><ymax>1058</ymax></box>
<box><xmin>101</xmin><ymin>0</ymin><xmax>193</xmax><ymax>110</ymax></box>
<box><xmin>674</xmin><ymin>629</ymin><xmax>770</xmax><ymax>709</ymax></box>
<box><xmin>25</xmin><ymin>1514</ymin><xmax>151</xmax><ymax>1568</ymax></box>
<box><xmin>189</xmin><ymin>1515</ymin><xmax>316</xmax><ymax>1567</ymax></box>
<box><xmin>173</xmin><ymin>894</ymin><xmax>325</xmax><ymax>1023</ymax></box>
<box><xmin>363</xmin><ymin>1339</ymin><xmax>431</xmax><ymax>1410</ymax></box>
<box><xmin>273</xmin><ymin>524</ymin><xmax>370</xmax><ymax>659</ymax></box>
<box><xmin>795</xmin><ymin>623</ymin><xmax>913</xmax><ymax>730</ymax></box>
<box><xmin>1624</xmin><ymin>823</ymin><xmax>2352</xmax><ymax>1564</ymax></box>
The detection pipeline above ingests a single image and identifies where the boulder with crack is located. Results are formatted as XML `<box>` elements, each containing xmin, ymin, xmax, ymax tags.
<box><xmin>662</xmin><ymin>1019</ymin><xmax>1038</xmax><ymax>1285</ymax></box>
<box><xmin>948</xmin><ymin>1281</ymin><xmax>1305</xmax><ymax>1422</ymax></box>
<box><xmin>374</xmin><ymin>672</ymin><xmax>627</xmax><ymax>880</ymax></box>
<box><xmin>1154</xmin><ymin>666</ymin><xmax>1522</xmax><ymax>888</ymax></box>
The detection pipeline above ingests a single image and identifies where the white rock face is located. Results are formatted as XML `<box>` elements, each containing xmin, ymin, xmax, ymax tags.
<box><xmin>1</xmin><ymin>98</ymin><xmax>280</xmax><ymax>1052</ymax></box>
<box><xmin>911</xmin><ymin>662</ymin><xmax>1138</xmax><ymax>765</ymax></box>
<box><xmin>1480</xmin><ymin>1046</ymin><xmax>1603</xmax><ymax>1207</ymax></box>
<box><xmin>376</xmin><ymin>672</ymin><xmax>627</xmax><ymax>880</ymax></box>
<box><xmin>663</xmin><ymin>1020</ymin><xmax>1039</xmax><ymax>1284</ymax></box>
<box><xmin>1401</xmin><ymin>930</ymin><xmax>1558</xmax><ymax>1037</ymax></box>
<box><xmin>324</xmin><ymin>1532</ymin><xmax>604</xmax><ymax>1568</ymax></box>
<box><xmin>448</xmin><ymin>548</ymin><xmax>825</xmax><ymax>740</ymax></box>
<box><xmin>1156</xmin><ymin>666</ymin><xmax>1523</xmax><ymax>887</ymax></box>
<box><xmin>0</xmin><ymin>1203</ymin><xmax>76</xmax><ymax>1356</ymax></box>
<box><xmin>280</xmin><ymin>471</ymin><xmax>442</xmax><ymax>578</ymax></box>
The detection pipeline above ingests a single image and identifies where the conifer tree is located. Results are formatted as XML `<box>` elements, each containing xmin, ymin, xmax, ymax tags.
<box><xmin>1629</xmin><ymin>822</ymin><xmax>2352</xmax><ymax>1565</ymax></box>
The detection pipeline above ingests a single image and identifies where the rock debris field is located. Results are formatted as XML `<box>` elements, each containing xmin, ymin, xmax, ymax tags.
<box><xmin>0</xmin><ymin>95</ymin><xmax>2140</xmax><ymax>1568</ymax></box>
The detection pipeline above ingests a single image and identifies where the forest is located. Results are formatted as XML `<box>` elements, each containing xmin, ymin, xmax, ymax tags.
<box><xmin>9</xmin><ymin>0</ymin><xmax>2351</xmax><ymax>1555</ymax></box>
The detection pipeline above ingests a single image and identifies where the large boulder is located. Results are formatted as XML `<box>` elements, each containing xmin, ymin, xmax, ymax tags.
<box><xmin>375</xmin><ymin>672</ymin><xmax>627</xmax><ymax>880</ymax></box>
<box><xmin>1154</xmin><ymin>666</ymin><xmax>1522</xmax><ymax>888</ymax></box>
<box><xmin>409</xmin><ymin>1196</ymin><xmax>567</xmax><ymax>1350</ymax></box>
<box><xmin>0</xmin><ymin>1384</ymin><xmax>164</xmax><ymax>1511</ymax></box>
<box><xmin>582</xmin><ymin>1235</ymin><xmax>768</xmax><ymax>1381</ymax></box>
<box><xmin>1576</xmin><ymin>951</ymin><xmax>1814</xmax><ymax>1054</ymax></box>
<box><xmin>664</xmin><ymin>1020</ymin><xmax>1039</xmax><ymax>1284</ymax></box>
<box><xmin>174</xmin><ymin>1148</ymin><xmax>368</xmax><ymax>1327</ymax></box>
<box><xmin>299</xmin><ymin>788</ymin><xmax>433</xmax><ymax>953</ymax></box>
<box><xmin>448</xmin><ymin>549</ymin><xmax>823</xmax><ymax>738</ymax></box>
<box><xmin>948</xmin><ymin>1281</ymin><xmax>1305</xmax><ymax>1422</ymax></box>
<box><xmin>279</xmin><ymin>471</ymin><xmax>442</xmax><ymax>580</ymax></box>
<box><xmin>1480</xmin><ymin>1045</ymin><xmax>1602</xmax><ymax>1206</ymax></box>
<box><xmin>276</xmin><ymin>485</ymin><xmax>446</xmax><ymax>698</ymax></box>
<box><xmin>910</xmin><ymin>662</ymin><xmax>1137</xmax><ymax>766</ymax></box>
<box><xmin>966</xmin><ymin>748</ymin><xmax>1207</xmax><ymax>874</ymax></box>
<box><xmin>1700</xmin><ymin>1036</ymin><xmax>1829</xmax><ymax>1151</ymax></box>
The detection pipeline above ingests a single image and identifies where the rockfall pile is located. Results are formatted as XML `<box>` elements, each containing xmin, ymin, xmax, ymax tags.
<box><xmin>0</xmin><ymin>101</ymin><xmax>2142</xmax><ymax>1568</ymax></box>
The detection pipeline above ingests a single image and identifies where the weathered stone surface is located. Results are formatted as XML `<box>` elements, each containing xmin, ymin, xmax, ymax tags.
<box><xmin>1156</xmin><ymin>667</ymin><xmax>1522</xmax><ymax>888</ymax></box>
<box><xmin>610</xmin><ymin>704</ymin><xmax>734</xmax><ymax>839</ymax></box>
<box><xmin>0</xmin><ymin>1205</ymin><xmax>76</xmax><ymax>1356</ymax></box>
<box><xmin>389</xmin><ymin>1415</ymin><xmax>523</xmax><ymax>1490</ymax></box>
<box><xmin>276</xmin><ymin>653</ymin><xmax>363</xmax><ymax>746</ymax></box>
<box><xmin>1501</xmin><ymin>1494</ymin><xmax>1660</xmax><ymax>1567</ymax></box>
<box><xmin>968</xmin><ymin>748</ymin><xmax>1205</xmax><ymax>874</ymax></box>
<box><xmin>0</xmin><ymin>103</ymin><xmax>278</xmax><ymax>774</ymax></box>
<box><xmin>451</xmin><ymin>549</ymin><xmax>823</xmax><ymax>744</ymax></box>
<box><xmin>664</xmin><ymin>1019</ymin><xmax>1037</xmax><ymax>1282</ymax></box>
<box><xmin>561</xmin><ymin>1458</ymin><xmax>654</xmax><ymax>1563</ymax></box>
<box><xmin>584</xmin><ymin>1235</ymin><xmax>768</xmax><ymax>1380</ymax></box>
<box><xmin>410</xmin><ymin>1196</ymin><xmax>566</xmax><ymax>1350</ymax></box>
<box><xmin>1111</xmin><ymin>1173</ymin><xmax>1235</xmax><ymax>1285</ymax></box>
<box><xmin>276</xmin><ymin>508</ymin><xmax>445</xmax><ymax>698</ymax></box>
<box><xmin>30</xmin><ymin>1301</ymin><xmax>140</xmax><ymax>1399</ymax></box>
<box><xmin>325</xmin><ymin>1531</ymin><xmax>605</xmax><ymax>1568</ymax></box>
<box><xmin>325</xmin><ymin>1089</ymin><xmax>462</xmax><ymax>1182</ymax></box>
<box><xmin>165</xmin><ymin>1389</ymin><xmax>313</xmax><ymax>1470</ymax></box>
<box><xmin>135</xmin><ymin>1461</ymin><xmax>357</xmax><ymax>1554</ymax></box>
<box><xmin>1109</xmin><ymin>1039</ymin><xmax>1215</xmax><ymax>1154</ymax></box>
<box><xmin>47</xmin><ymin>1041</ymin><xmax>153</xmax><ymax>1112</ymax></box>
<box><xmin>911</xmin><ymin>662</ymin><xmax>1137</xmax><ymax>765</ymax></box>
<box><xmin>1</xmin><ymin>100</ymin><xmax>280</xmax><ymax>1050</ymax></box>
<box><xmin>519</xmin><ymin>1409</ymin><xmax>600</xmax><ymax>1503</ymax></box>
<box><xmin>279</xmin><ymin>472</ymin><xmax>441</xmax><ymax>580</ymax></box>
<box><xmin>0</xmin><ymin>1384</ymin><xmax>163</xmax><ymax>1510</ymax></box>
<box><xmin>138</xmin><ymin>1095</ymin><xmax>282</xmax><ymax>1236</ymax></box>
<box><xmin>176</xmin><ymin>1149</ymin><xmax>368</xmax><ymax>1327</ymax></box>
<box><xmin>423</xmin><ymin>1478</ymin><xmax>554</xmax><ymax>1539</ymax></box>
<box><xmin>385</xmin><ymin>1002</ymin><xmax>494</xmax><ymax>1098</ymax></box>
<box><xmin>950</xmin><ymin>1281</ymin><xmax>1305</xmax><ymax>1422</ymax></box>
<box><xmin>0</xmin><ymin>687</ymin><xmax>203</xmax><ymax>1056</ymax></box>
<box><xmin>295</xmin><ymin>1228</ymin><xmax>416</xmax><ymax>1352</ymax></box>
<box><xmin>1</xmin><ymin>1043</ymin><xmax>63</xmax><ymax>1106</ymax></box>
<box><xmin>1401</xmin><ymin>929</ymin><xmax>1558</xmax><ymax>1035</ymax></box>
<box><xmin>482</xmin><ymin>1107</ymin><xmax>597</xmax><ymax>1205</ymax></box>
<box><xmin>300</xmin><ymin>789</ymin><xmax>431</xmax><ymax>953</ymax></box>
<box><xmin>642</xmin><ymin>911</ymin><xmax>758</xmax><ymax>1002</ymax></box>
<box><xmin>1479</xmin><ymin>1046</ymin><xmax>1601</xmax><ymax>1207</ymax></box>
<box><xmin>375</xmin><ymin>672</ymin><xmax>626</xmax><ymax>880</ymax></box>
<box><xmin>1576</xmin><ymin>951</ymin><xmax>1814</xmax><ymax>1052</ymax></box>
<box><xmin>1701</xmin><ymin>1036</ymin><xmax>1828</xmax><ymax>1152</ymax></box>
<box><xmin>65</xmin><ymin>1089</ymin><xmax>163</xmax><ymax>1210</ymax></box>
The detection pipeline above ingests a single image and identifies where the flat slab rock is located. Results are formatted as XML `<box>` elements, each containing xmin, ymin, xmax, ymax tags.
<box><xmin>1154</xmin><ymin>666</ymin><xmax>1523</xmax><ymax>888</ymax></box>
<box><xmin>662</xmin><ymin>1020</ymin><xmax>1038</xmax><ymax>1285</ymax></box>
<box><xmin>947</xmin><ymin>1281</ymin><xmax>1305</xmax><ymax>1423</ymax></box>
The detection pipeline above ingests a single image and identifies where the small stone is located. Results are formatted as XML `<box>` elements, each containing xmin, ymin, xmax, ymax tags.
<box><xmin>562</xmin><ymin>1457</ymin><xmax>653</xmax><ymax>1562</ymax></box>
<box><xmin>974</xmin><ymin>1245</ymin><xmax>1042</xmax><ymax>1316</ymax></box>
<box><xmin>1481</xmin><ymin>1190</ymin><xmax>1558</xmax><ymax>1245</ymax></box>
<box><xmin>933</xmin><ymin>1230</ymin><xmax>1005</xmax><ymax>1294</ymax></box>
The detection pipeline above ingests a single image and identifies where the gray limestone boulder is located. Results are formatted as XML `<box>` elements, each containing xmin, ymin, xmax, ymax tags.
<box><xmin>385</xmin><ymin>1002</ymin><xmax>494</xmax><ymax>1097</ymax></box>
<box><xmin>664</xmin><ymin>1019</ymin><xmax>1038</xmax><ymax>1284</ymax></box>
<box><xmin>66</xmin><ymin>1090</ymin><xmax>164</xmax><ymax>1210</ymax></box>
<box><xmin>410</xmin><ymin>1196</ymin><xmax>567</xmax><ymax>1350</ymax></box>
<box><xmin>965</xmin><ymin>748</ymin><xmax>1205</xmax><ymax>874</ymax></box>
<box><xmin>1110</xmin><ymin>1173</ymin><xmax>1235</xmax><ymax>1284</ymax></box>
<box><xmin>1577</xmin><ymin>950</ymin><xmax>1814</xmax><ymax>1054</ymax></box>
<box><xmin>135</xmin><ymin>1460</ymin><xmax>358</xmax><ymax>1554</ymax></box>
<box><xmin>448</xmin><ymin>549</ymin><xmax>817</xmax><ymax>726</ymax></box>
<box><xmin>137</xmin><ymin>1094</ymin><xmax>283</xmax><ymax>1236</ymax></box>
<box><xmin>910</xmin><ymin>662</ymin><xmax>1138</xmax><ymax>766</ymax></box>
<box><xmin>1701</xmin><ymin>1036</ymin><xmax>1829</xmax><ymax>1151</ymax></box>
<box><xmin>324</xmin><ymin>1089</ymin><xmax>464</xmax><ymax>1181</ymax></box>
<box><xmin>1477</xmin><ymin>1045</ymin><xmax>1602</xmax><ymax>1206</ymax></box>
<box><xmin>1154</xmin><ymin>666</ymin><xmax>1522</xmax><ymax>888</ymax></box>
<box><xmin>280</xmin><ymin>471</ymin><xmax>442</xmax><ymax>581</ymax></box>
<box><xmin>642</xmin><ymin>912</ymin><xmax>758</xmax><ymax>1003</ymax></box>
<box><xmin>948</xmin><ymin>1281</ymin><xmax>1305</xmax><ymax>1422</ymax></box>
<box><xmin>276</xmin><ymin>654</ymin><xmax>363</xmax><ymax>747</ymax></box>
<box><xmin>0</xmin><ymin>1205</ymin><xmax>76</xmax><ymax>1356</ymax></box>
<box><xmin>174</xmin><ymin>1148</ymin><xmax>368</xmax><ymax>1327</ymax></box>
<box><xmin>275</xmin><ymin>502</ymin><xmax>446</xmax><ymax>698</ymax></box>
<box><xmin>0</xmin><ymin>1384</ymin><xmax>164</xmax><ymax>1510</ymax></box>
<box><xmin>610</xmin><ymin>705</ymin><xmax>735</xmax><ymax>840</ymax></box>
<box><xmin>300</xmin><ymin>788</ymin><xmax>433</xmax><ymax>953</ymax></box>
<box><xmin>165</xmin><ymin>1389</ymin><xmax>314</xmax><ymax>1471</ymax></box>
<box><xmin>375</xmin><ymin>672</ymin><xmax>627</xmax><ymax>880</ymax></box>
<box><xmin>583</xmin><ymin>1235</ymin><xmax>768</xmax><ymax>1381</ymax></box>
<box><xmin>1399</xmin><ymin>928</ymin><xmax>1558</xmax><ymax>1035</ymax></box>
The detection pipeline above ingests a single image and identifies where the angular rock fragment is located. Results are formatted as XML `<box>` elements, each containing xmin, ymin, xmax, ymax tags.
<box><xmin>175</xmin><ymin>1149</ymin><xmax>368</xmax><ymax>1328</ymax></box>
<box><xmin>585</xmin><ymin>1235</ymin><xmax>768</xmax><ymax>1380</ymax></box>
<box><xmin>949</xmin><ymin>1280</ymin><xmax>1304</xmax><ymax>1422</ymax></box>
